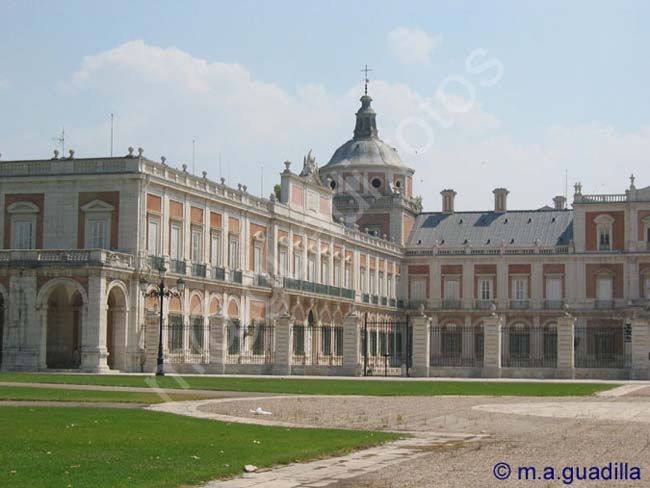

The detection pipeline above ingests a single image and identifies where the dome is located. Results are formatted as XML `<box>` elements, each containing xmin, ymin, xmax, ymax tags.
<box><xmin>326</xmin><ymin>138</ymin><xmax>403</xmax><ymax>168</ymax></box>
<box><xmin>322</xmin><ymin>93</ymin><xmax>409</xmax><ymax>171</ymax></box>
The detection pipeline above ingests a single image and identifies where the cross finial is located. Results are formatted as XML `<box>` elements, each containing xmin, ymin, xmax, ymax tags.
<box><xmin>361</xmin><ymin>64</ymin><xmax>373</xmax><ymax>95</ymax></box>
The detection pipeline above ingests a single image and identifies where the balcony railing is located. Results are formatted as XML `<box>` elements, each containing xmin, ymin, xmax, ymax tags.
<box><xmin>407</xmin><ymin>300</ymin><xmax>426</xmax><ymax>310</ymax></box>
<box><xmin>255</xmin><ymin>274</ymin><xmax>270</xmax><ymax>287</ymax></box>
<box><xmin>170</xmin><ymin>259</ymin><xmax>186</xmax><ymax>274</ymax></box>
<box><xmin>389</xmin><ymin>298</ymin><xmax>396</xmax><ymax>307</ymax></box>
<box><xmin>595</xmin><ymin>299</ymin><xmax>615</xmax><ymax>310</ymax></box>
<box><xmin>442</xmin><ymin>299</ymin><xmax>462</xmax><ymax>309</ymax></box>
<box><xmin>544</xmin><ymin>300</ymin><xmax>565</xmax><ymax>310</ymax></box>
<box><xmin>191</xmin><ymin>263</ymin><xmax>206</xmax><ymax>278</ymax></box>
<box><xmin>381</xmin><ymin>296</ymin><xmax>388</xmax><ymax>306</ymax></box>
<box><xmin>362</xmin><ymin>293</ymin><xmax>370</xmax><ymax>303</ymax></box>
<box><xmin>509</xmin><ymin>299</ymin><xmax>530</xmax><ymax>310</ymax></box>
<box><xmin>282</xmin><ymin>277</ymin><xmax>355</xmax><ymax>300</ymax></box>
<box><xmin>474</xmin><ymin>299</ymin><xmax>494</xmax><ymax>310</ymax></box>
<box><xmin>371</xmin><ymin>295</ymin><xmax>379</xmax><ymax>305</ymax></box>
<box><xmin>212</xmin><ymin>266</ymin><xmax>225</xmax><ymax>281</ymax></box>
<box><xmin>230</xmin><ymin>270</ymin><xmax>243</xmax><ymax>284</ymax></box>
<box><xmin>148</xmin><ymin>255</ymin><xmax>164</xmax><ymax>271</ymax></box>
<box><xmin>0</xmin><ymin>249</ymin><xmax>133</xmax><ymax>269</ymax></box>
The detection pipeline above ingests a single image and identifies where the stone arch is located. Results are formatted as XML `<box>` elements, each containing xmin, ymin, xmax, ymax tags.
<box><xmin>227</xmin><ymin>298</ymin><xmax>240</xmax><ymax>320</ymax></box>
<box><xmin>208</xmin><ymin>295</ymin><xmax>221</xmax><ymax>316</ymax></box>
<box><xmin>333</xmin><ymin>310</ymin><xmax>343</xmax><ymax>325</ymax></box>
<box><xmin>168</xmin><ymin>296</ymin><xmax>183</xmax><ymax>314</ymax></box>
<box><xmin>507</xmin><ymin>318</ymin><xmax>532</xmax><ymax>329</ymax></box>
<box><xmin>37</xmin><ymin>277</ymin><xmax>88</xmax><ymax>310</ymax></box>
<box><xmin>320</xmin><ymin>309</ymin><xmax>332</xmax><ymax>325</ymax></box>
<box><xmin>106</xmin><ymin>281</ymin><xmax>128</xmax><ymax>370</ymax></box>
<box><xmin>189</xmin><ymin>293</ymin><xmax>203</xmax><ymax>317</ymax></box>
<box><xmin>293</xmin><ymin>304</ymin><xmax>305</xmax><ymax>324</ymax></box>
<box><xmin>307</xmin><ymin>309</ymin><xmax>316</xmax><ymax>327</ymax></box>
<box><xmin>39</xmin><ymin>279</ymin><xmax>87</xmax><ymax>370</ymax></box>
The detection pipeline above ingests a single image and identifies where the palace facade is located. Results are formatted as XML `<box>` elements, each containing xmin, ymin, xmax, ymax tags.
<box><xmin>1</xmin><ymin>92</ymin><xmax>649</xmax><ymax>379</ymax></box>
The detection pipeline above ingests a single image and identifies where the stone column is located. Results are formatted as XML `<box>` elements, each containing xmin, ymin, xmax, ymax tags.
<box><xmin>342</xmin><ymin>311</ymin><xmax>362</xmax><ymax>376</ymax></box>
<box><xmin>556</xmin><ymin>314</ymin><xmax>576</xmax><ymax>378</ymax></box>
<box><xmin>272</xmin><ymin>313</ymin><xmax>293</xmax><ymax>375</ymax></box>
<box><xmin>482</xmin><ymin>312</ymin><xmax>503</xmax><ymax>377</ymax></box>
<box><xmin>81</xmin><ymin>274</ymin><xmax>110</xmax><ymax>373</ymax></box>
<box><xmin>631</xmin><ymin>317</ymin><xmax>650</xmax><ymax>380</ymax></box>
<box><xmin>207</xmin><ymin>314</ymin><xmax>226</xmax><ymax>374</ymax></box>
<box><xmin>410</xmin><ymin>310</ymin><xmax>430</xmax><ymax>377</ymax></box>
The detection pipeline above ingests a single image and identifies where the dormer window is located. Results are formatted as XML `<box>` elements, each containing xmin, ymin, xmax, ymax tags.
<box><xmin>81</xmin><ymin>200</ymin><xmax>114</xmax><ymax>250</ymax></box>
<box><xmin>8</xmin><ymin>202</ymin><xmax>39</xmax><ymax>249</ymax></box>
<box><xmin>594</xmin><ymin>214</ymin><xmax>614</xmax><ymax>251</ymax></box>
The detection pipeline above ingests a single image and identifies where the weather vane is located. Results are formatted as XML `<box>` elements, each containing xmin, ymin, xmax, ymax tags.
<box><xmin>361</xmin><ymin>64</ymin><xmax>373</xmax><ymax>95</ymax></box>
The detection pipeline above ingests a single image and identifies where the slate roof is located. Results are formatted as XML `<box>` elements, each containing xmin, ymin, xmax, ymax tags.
<box><xmin>406</xmin><ymin>210</ymin><xmax>573</xmax><ymax>248</ymax></box>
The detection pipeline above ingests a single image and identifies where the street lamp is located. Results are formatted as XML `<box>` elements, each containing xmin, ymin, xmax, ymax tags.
<box><xmin>140</xmin><ymin>266</ymin><xmax>186</xmax><ymax>376</ymax></box>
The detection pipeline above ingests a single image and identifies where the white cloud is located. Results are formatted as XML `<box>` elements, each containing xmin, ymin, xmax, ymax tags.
<box><xmin>387</xmin><ymin>27</ymin><xmax>442</xmax><ymax>65</ymax></box>
<box><xmin>43</xmin><ymin>40</ymin><xmax>650</xmax><ymax>211</ymax></box>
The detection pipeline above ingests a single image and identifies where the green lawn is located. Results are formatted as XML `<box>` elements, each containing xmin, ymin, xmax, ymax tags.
<box><xmin>0</xmin><ymin>407</ymin><xmax>396</xmax><ymax>488</ymax></box>
<box><xmin>0</xmin><ymin>386</ymin><xmax>213</xmax><ymax>404</ymax></box>
<box><xmin>0</xmin><ymin>373</ymin><xmax>617</xmax><ymax>396</ymax></box>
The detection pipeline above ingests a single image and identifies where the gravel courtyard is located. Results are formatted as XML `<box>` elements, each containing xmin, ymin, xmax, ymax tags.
<box><xmin>200</xmin><ymin>387</ymin><xmax>650</xmax><ymax>487</ymax></box>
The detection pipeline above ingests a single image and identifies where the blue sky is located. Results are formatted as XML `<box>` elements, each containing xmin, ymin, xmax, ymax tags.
<box><xmin>1</xmin><ymin>0</ymin><xmax>649</xmax><ymax>210</ymax></box>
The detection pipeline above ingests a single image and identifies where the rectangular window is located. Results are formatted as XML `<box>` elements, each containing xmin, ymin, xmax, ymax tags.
<box><xmin>307</xmin><ymin>255</ymin><xmax>316</xmax><ymax>282</ymax></box>
<box><xmin>147</xmin><ymin>219</ymin><xmax>159</xmax><ymax>256</ymax></box>
<box><xmin>191</xmin><ymin>227</ymin><xmax>203</xmax><ymax>263</ymax></box>
<box><xmin>370</xmin><ymin>273</ymin><xmax>376</xmax><ymax>294</ymax></box>
<box><xmin>512</xmin><ymin>278</ymin><xmax>527</xmax><ymax>300</ymax></box>
<box><xmin>321</xmin><ymin>260</ymin><xmax>329</xmax><ymax>284</ymax></box>
<box><xmin>387</xmin><ymin>275</ymin><xmax>393</xmax><ymax>298</ymax></box>
<box><xmin>229</xmin><ymin>236</ymin><xmax>239</xmax><ymax>269</ymax></box>
<box><xmin>597</xmin><ymin>277</ymin><xmax>613</xmax><ymax>300</ymax></box>
<box><xmin>598</xmin><ymin>227</ymin><xmax>611</xmax><ymax>251</ymax></box>
<box><xmin>645</xmin><ymin>277</ymin><xmax>650</xmax><ymax>299</ymax></box>
<box><xmin>546</xmin><ymin>277</ymin><xmax>562</xmax><ymax>300</ymax></box>
<box><xmin>294</xmin><ymin>253</ymin><xmax>302</xmax><ymax>279</ymax></box>
<box><xmin>345</xmin><ymin>263</ymin><xmax>351</xmax><ymax>289</ymax></box>
<box><xmin>360</xmin><ymin>268</ymin><xmax>366</xmax><ymax>293</ymax></box>
<box><xmin>278</xmin><ymin>249</ymin><xmax>287</xmax><ymax>276</ymax></box>
<box><xmin>211</xmin><ymin>232</ymin><xmax>222</xmax><ymax>266</ymax></box>
<box><xmin>479</xmin><ymin>278</ymin><xmax>492</xmax><ymax>300</ymax></box>
<box><xmin>410</xmin><ymin>278</ymin><xmax>426</xmax><ymax>300</ymax></box>
<box><xmin>443</xmin><ymin>279</ymin><xmax>459</xmax><ymax>300</ymax></box>
<box><xmin>89</xmin><ymin>219</ymin><xmax>108</xmax><ymax>249</ymax></box>
<box><xmin>333</xmin><ymin>262</ymin><xmax>341</xmax><ymax>286</ymax></box>
<box><xmin>12</xmin><ymin>219</ymin><xmax>34</xmax><ymax>249</ymax></box>
<box><xmin>253</xmin><ymin>245</ymin><xmax>262</xmax><ymax>273</ymax></box>
<box><xmin>170</xmin><ymin>223</ymin><xmax>182</xmax><ymax>260</ymax></box>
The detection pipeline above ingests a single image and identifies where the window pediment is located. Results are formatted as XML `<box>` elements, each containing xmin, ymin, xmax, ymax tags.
<box><xmin>593</xmin><ymin>214</ymin><xmax>615</xmax><ymax>225</ymax></box>
<box><xmin>81</xmin><ymin>199</ymin><xmax>114</xmax><ymax>213</ymax></box>
<box><xmin>7</xmin><ymin>201</ymin><xmax>39</xmax><ymax>214</ymax></box>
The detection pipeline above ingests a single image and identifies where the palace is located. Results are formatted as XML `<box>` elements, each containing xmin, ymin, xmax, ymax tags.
<box><xmin>0</xmin><ymin>92</ymin><xmax>649</xmax><ymax>379</ymax></box>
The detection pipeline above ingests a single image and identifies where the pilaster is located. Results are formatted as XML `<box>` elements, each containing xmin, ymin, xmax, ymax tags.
<box><xmin>482</xmin><ymin>312</ymin><xmax>503</xmax><ymax>377</ymax></box>
<box><xmin>272</xmin><ymin>314</ymin><xmax>292</xmax><ymax>375</ymax></box>
<box><xmin>342</xmin><ymin>311</ymin><xmax>362</xmax><ymax>376</ymax></box>
<box><xmin>556</xmin><ymin>314</ymin><xmax>576</xmax><ymax>378</ymax></box>
<box><xmin>631</xmin><ymin>317</ymin><xmax>650</xmax><ymax>380</ymax></box>
<box><xmin>410</xmin><ymin>312</ymin><xmax>430</xmax><ymax>377</ymax></box>
<box><xmin>207</xmin><ymin>314</ymin><xmax>226</xmax><ymax>373</ymax></box>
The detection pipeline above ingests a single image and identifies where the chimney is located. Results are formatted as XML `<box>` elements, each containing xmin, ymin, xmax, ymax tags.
<box><xmin>493</xmin><ymin>188</ymin><xmax>509</xmax><ymax>212</ymax></box>
<box><xmin>553</xmin><ymin>195</ymin><xmax>566</xmax><ymax>210</ymax></box>
<box><xmin>441</xmin><ymin>189</ymin><xmax>457</xmax><ymax>213</ymax></box>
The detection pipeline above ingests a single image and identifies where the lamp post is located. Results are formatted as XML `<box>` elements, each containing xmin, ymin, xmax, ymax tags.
<box><xmin>140</xmin><ymin>266</ymin><xmax>185</xmax><ymax>376</ymax></box>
